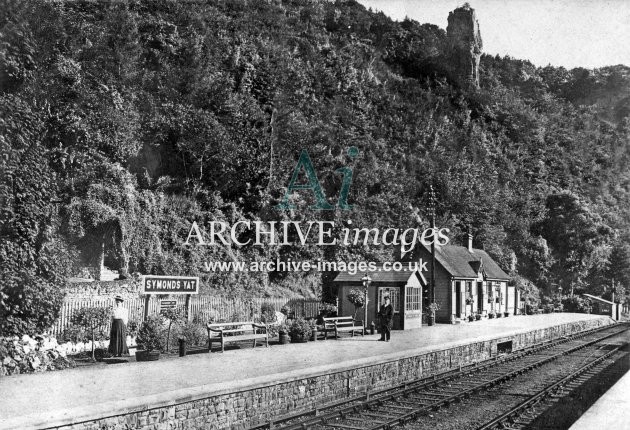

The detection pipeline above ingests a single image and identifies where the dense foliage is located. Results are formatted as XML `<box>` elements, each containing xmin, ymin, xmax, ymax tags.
<box><xmin>1</xmin><ymin>0</ymin><xmax>629</xmax><ymax>335</ymax></box>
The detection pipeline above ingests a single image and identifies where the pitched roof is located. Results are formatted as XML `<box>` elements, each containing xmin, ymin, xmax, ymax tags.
<box><xmin>429</xmin><ymin>244</ymin><xmax>510</xmax><ymax>280</ymax></box>
<box><xmin>333</xmin><ymin>264</ymin><xmax>420</xmax><ymax>283</ymax></box>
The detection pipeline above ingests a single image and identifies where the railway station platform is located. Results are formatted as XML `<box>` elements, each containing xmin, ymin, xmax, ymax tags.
<box><xmin>569</xmin><ymin>365</ymin><xmax>630</xmax><ymax>430</ymax></box>
<box><xmin>0</xmin><ymin>313</ymin><xmax>616</xmax><ymax>430</ymax></box>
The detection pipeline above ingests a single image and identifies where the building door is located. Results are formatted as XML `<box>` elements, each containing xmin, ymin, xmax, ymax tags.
<box><xmin>378</xmin><ymin>287</ymin><xmax>401</xmax><ymax>330</ymax></box>
<box><xmin>455</xmin><ymin>282</ymin><xmax>462</xmax><ymax>318</ymax></box>
<box><xmin>477</xmin><ymin>282</ymin><xmax>483</xmax><ymax>313</ymax></box>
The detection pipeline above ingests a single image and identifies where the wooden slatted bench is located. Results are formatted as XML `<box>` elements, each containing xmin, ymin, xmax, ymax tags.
<box><xmin>321</xmin><ymin>316</ymin><xmax>364</xmax><ymax>339</ymax></box>
<box><xmin>207</xmin><ymin>321</ymin><xmax>268</xmax><ymax>352</ymax></box>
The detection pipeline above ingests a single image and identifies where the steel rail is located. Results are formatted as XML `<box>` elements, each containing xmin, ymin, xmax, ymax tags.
<box><xmin>475</xmin><ymin>345</ymin><xmax>626</xmax><ymax>430</ymax></box>
<box><xmin>363</xmin><ymin>325</ymin><xmax>628</xmax><ymax>430</ymax></box>
<box><xmin>253</xmin><ymin>323</ymin><xmax>627</xmax><ymax>430</ymax></box>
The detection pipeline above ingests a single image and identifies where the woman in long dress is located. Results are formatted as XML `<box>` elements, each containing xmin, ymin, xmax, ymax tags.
<box><xmin>108</xmin><ymin>295</ymin><xmax>129</xmax><ymax>356</ymax></box>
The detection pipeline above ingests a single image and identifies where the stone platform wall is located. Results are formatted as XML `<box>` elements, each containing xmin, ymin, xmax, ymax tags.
<box><xmin>52</xmin><ymin>317</ymin><xmax>614</xmax><ymax>430</ymax></box>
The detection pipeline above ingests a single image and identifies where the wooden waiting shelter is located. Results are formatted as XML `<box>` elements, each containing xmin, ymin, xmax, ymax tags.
<box><xmin>333</xmin><ymin>266</ymin><xmax>423</xmax><ymax>330</ymax></box>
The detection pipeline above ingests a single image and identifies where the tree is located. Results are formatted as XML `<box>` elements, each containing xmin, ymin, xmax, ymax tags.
<box><xmin>70</xmin><ymin>307</ymin><xmax>110</xmax><ymax>361</ymax></box>
<box><xmin>533</xmin><ymin>191</ymin><xmax>614</xmax><ymax>296</ymax></box>
<box><xmin>160</xmin><ymin>307</ymin><xmax>182</xmax><ymax>352</ymax></box>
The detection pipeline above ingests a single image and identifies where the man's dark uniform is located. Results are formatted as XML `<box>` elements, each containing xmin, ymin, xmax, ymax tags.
<box><xmin>378</xmin><ymin>299</ymin><xmax>393</xmax><ymax>341</ymax></box>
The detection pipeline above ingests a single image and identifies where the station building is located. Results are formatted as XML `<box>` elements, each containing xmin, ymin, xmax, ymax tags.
<box><xmin>333</xmin><ymin>267</ymin><xmax>423</xmax><ymax>330</ymax></box>
<box><xmin>403</xmin><ymin>236</ymin><xmax>517</xmax><ymax>323</ymax></box>
<box><xmin>333</xmin><ymin>235</ymin><xmax>519</xmax><ymax>328</ymax></box>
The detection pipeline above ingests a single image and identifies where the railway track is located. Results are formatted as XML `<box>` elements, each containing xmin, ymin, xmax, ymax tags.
<box><xmin>250</xmin><ymin>322</ymin><xmax>629</xmax><ymax>430</ymax></box>
<box><xmin>477</xmin><ymin>343</ymin><xmax>629</xmax><ymax>430</ymax></box>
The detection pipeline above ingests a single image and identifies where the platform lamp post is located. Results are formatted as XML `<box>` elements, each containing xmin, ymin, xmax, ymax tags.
<box><xmin>361</xmin><ymin>273</ymin><xmax>372</xmax><ymax>335</ymax></box>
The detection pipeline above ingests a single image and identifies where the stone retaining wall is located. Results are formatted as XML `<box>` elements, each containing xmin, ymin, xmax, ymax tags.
<box><xmin>51</xmin><ymin>317</ymin><xmax>613</xmax><ymax>430</ymax></box>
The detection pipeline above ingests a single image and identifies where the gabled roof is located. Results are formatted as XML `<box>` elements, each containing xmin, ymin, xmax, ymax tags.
<box><xmin>425</xmin><ymin>244</ymin><xmax>510</xmax><ymax>280</ymax></box>
<box><xmin>334</xmin><ymin>264</ymin><xmax>420</xmax><ymax>283</ymax></box>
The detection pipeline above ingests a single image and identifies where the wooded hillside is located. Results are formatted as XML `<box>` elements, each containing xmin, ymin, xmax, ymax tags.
<box><xmin>1</xmin><ymin>0</ymin><xmax>629</xmax><ymax>335</ymax></box>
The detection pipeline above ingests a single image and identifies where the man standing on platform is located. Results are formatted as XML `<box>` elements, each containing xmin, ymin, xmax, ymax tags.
<box><xmin>378</xmin><ymin>296</ymin><xmax>393</xmax><ymax>342</ymax></box>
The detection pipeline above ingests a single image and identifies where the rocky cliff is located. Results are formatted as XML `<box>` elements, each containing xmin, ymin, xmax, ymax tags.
<box><xmin>446</xmin><ymin>4</ymin><xmax>483</xmax><ymax>88</ymax></box>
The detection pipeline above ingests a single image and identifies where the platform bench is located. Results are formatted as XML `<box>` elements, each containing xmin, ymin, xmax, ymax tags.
<box><xmin>207</xmin><ymin>321</ymin><xmax>268</xmax><ymax>352</ymax></box>
<box><xmin>322</xmin><ymin>316</ymin><xmax>364</xmax><ymax>339</ymax></box>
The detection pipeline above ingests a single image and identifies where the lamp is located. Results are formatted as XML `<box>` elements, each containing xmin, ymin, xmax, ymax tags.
<box><xmin>361</xmin><ymin>273</ymin><xmax>372</xmax><ymax>333</ymax></box>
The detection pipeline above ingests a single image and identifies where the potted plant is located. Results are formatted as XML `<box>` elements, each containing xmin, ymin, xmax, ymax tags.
<box><xmin>135</xmin><ymin>315</ymin><xmax>163</xmax><ymax>361</ymax></box>
<box><xmin>289</xmin><ymin>318</ymin><xmax>313</xmax><ymax>343</ymax></box>
<box><xmin>467</xmin><ymin>314</ymin><xmax>474</xmax><ymax>322</ymax></box>
<box><xmin>347</xmin><ymin>288</ymin><xmax>365</xmax><ymax>319</ymax></box>
<box><xmin>426</xmin><ymin>302</ymin><xmax>440</xmax><ymax>326</ymax></box>
<box><xmin>475</xmin><ymin>313</ymin><xmax>482</xmax><ymax>321</ymax></box>
<box><xmin>504</xmin><ymin>312</ymin><xmax>510</xmax><ymax>317</ymax></box>
<box><xmin>488</xmin><ymin>311</ymin><xmax>496</xmax><ymax>319</ymax></box>
<box><xmin>278</xmin><ymin>322</ymin><xmax>290</xmax><ymax>345</ymax></box>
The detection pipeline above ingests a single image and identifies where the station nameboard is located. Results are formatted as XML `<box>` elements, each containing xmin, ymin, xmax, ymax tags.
<box><xmin>142</xmin><ymin>275</ymin><xmax>199</xmax><ymax>295</ymax></box>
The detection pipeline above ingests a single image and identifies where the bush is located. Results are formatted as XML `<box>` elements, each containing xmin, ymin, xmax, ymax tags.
<box><xmin>127</xmin><ymin>320</ymin><xmax>140</xmax><ymax>338</ymax></box>
<box><xmin>177</xmin><ymin>321</ymin><xmax>207</xmax><ymax>348</ymax></box>
<box><xmin>561</xmin><ymin>296</ymin><xmax>592</xmax><ymax>313</ymax></box>
<box><xmin>319</xmin><ymin>302</ymin><xmax>338</xmax><ymax>317</ymax></box>
<box><xmin>60</xmin><ymin>324</ymin><xmax>88</xmax><ymax>344</ymax></box>
<box><xmin>137</xmin><ymin>315</ymin><xmax>164</xmax><ymax>352</ymax></box>
<box><xmin>229</xmin><ymin>309</ymin><xmax>251</xmax><ymax>322</ymax></box>
<box><xmin>288</xmin><ymin>318</ymin><xmax>313</xmax><ymax>342</ymax></box>
<box><xmin>543</xmin><ymin>304</ymin><xmax>555</xmax><ymax>313</ymax></box>
<box><xmin>1</xmin><ymin>335</ymin><xmax>75</xmax><ymax>376</ymax></box>
<box><xmin>0</xmin><ymin>275</ymin><xmax>66</xmax><ymax>337</ymax></box>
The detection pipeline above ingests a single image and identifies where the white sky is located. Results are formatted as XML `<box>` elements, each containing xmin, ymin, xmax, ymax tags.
<box><xmin>357</xmin><ymin>0</ymin><xmax>630</xmax><ymax>69</ymax></box>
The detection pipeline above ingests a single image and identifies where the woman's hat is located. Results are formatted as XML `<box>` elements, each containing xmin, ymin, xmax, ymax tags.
<box><xmin>114</xmin><ymin>295</ymin><xmax>124</xmax><ymax>302</ymax></box>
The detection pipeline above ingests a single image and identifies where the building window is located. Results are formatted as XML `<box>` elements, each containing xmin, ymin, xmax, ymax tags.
<box><xmin>466</xmin><ymin>281</ymin><xmax>473</xmax><ymax>296</ymax></box>
<box><xmin>379</xmin><ymin>288</ymin><xmax>400</xmax><ymax>313</ymax></box>
<box><xmin>406</xmin><ymin>286</ymin><xmax>421</xmax><ymax>311</ymax></box>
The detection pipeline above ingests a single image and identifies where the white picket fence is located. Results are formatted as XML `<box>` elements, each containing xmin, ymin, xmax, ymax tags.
<box><xmin>49</xmin><ymin>296</ymin><xmax>320</xmax><ymax>337</ymax></box>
